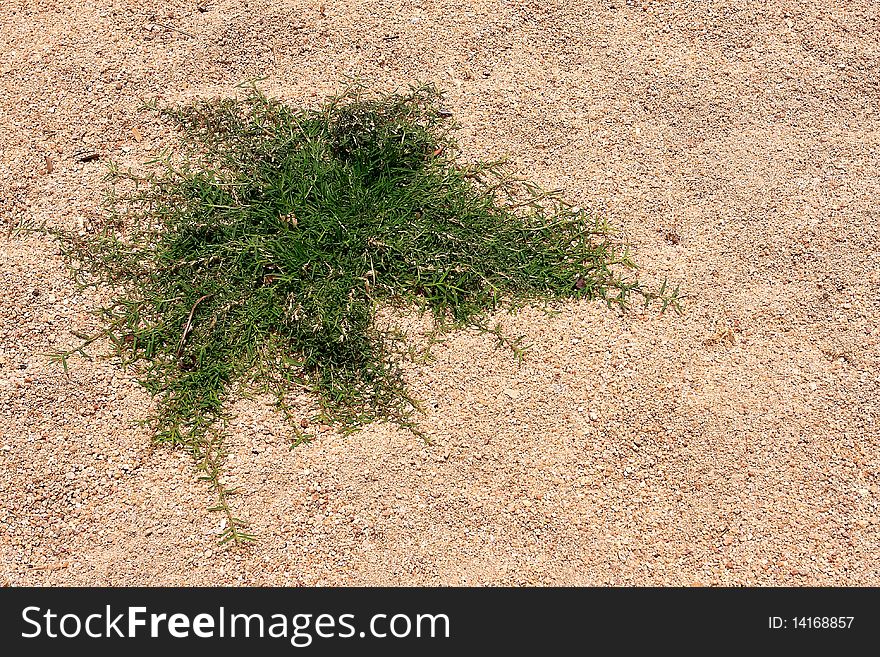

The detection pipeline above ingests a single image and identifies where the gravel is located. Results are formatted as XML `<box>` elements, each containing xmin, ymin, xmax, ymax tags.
<box><xmin>1</xmin><ymin>0</ymin><xmax>878</xmax><ymax>586</ymax></box>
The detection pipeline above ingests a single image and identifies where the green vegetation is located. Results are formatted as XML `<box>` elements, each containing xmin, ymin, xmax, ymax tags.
<box><xmin>54</xmin><ymin>84</ymin><xmax>679</xmax><ymax>544</ymax></box>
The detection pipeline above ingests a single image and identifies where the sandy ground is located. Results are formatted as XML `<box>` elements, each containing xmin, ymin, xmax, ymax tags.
<box><xmin>1</xmin><ymin>0</ymin><xmax>879</xmax><ymax>586</ymax></box>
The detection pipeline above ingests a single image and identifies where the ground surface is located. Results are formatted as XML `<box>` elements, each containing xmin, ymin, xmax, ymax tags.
<box><xmin>1</xmin><ymin>0</ymin><xmax>879</xmax><ymax>585</ymax></box>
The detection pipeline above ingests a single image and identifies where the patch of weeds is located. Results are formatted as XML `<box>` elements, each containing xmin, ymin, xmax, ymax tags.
<box><xmin>52</xmin><ymin>84</ymin><xmax>680</xmax><ymax>544</ymax></box>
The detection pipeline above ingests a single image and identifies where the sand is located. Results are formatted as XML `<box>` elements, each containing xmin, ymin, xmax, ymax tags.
<box><xmin>1</xmin><ymin>0</ymin><xmax>878</xmax><ymax>585</ymax></box>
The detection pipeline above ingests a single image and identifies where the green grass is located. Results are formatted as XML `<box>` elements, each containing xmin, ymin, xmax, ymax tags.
<box><xmin>53</xmin><ymin>84</ymin><xmax>679</xmax><ymax>544</ymax></box>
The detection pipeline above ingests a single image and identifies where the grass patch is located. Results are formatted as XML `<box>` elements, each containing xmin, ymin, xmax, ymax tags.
<box><xmin>54</xmin><ymin>84</ymin><xmax>679</xmax><ymax>544</ymax></box>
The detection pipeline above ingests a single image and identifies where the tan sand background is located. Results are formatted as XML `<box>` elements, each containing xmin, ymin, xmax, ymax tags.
<box><xmin>1</xmin><ymin>0</ymin><xmax>878</xmax><ymax>585</ymax></box>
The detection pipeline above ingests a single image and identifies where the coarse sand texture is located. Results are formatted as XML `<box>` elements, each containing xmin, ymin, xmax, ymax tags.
<box><xmin>1</xmin><ymin>1</ymin><xmax>879</xmax><ymax>585</ymax></box>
